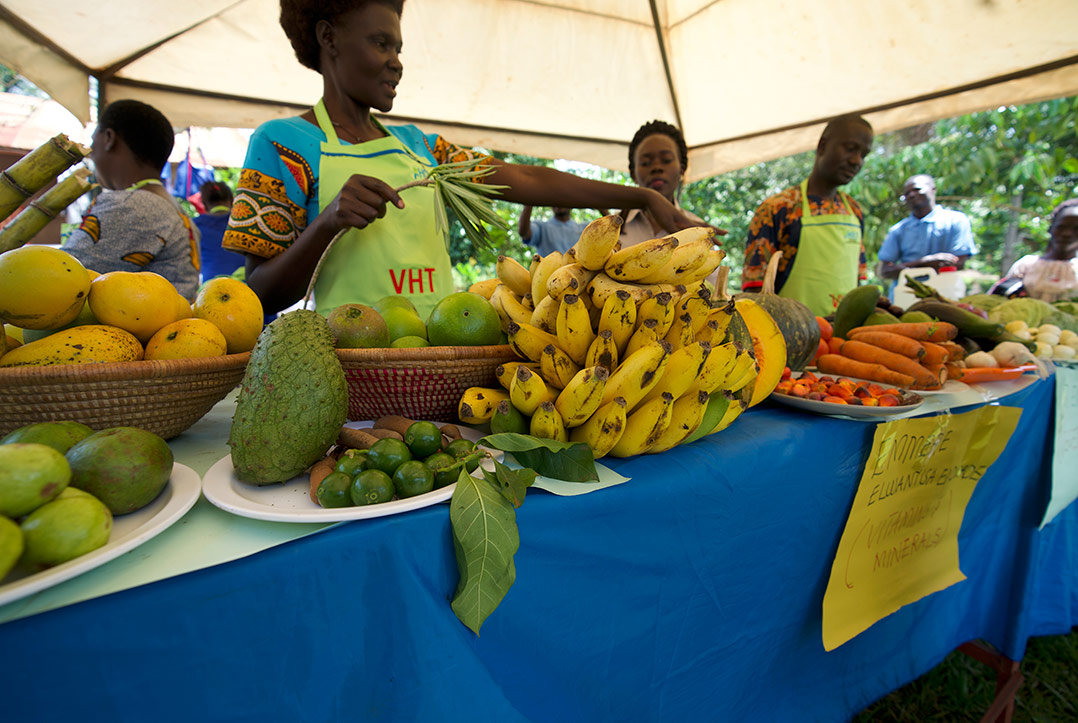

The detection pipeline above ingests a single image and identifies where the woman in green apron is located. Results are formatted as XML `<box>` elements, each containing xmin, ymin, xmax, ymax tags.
<box><xmin>223</xmin><ymin>0</ymin><xmax>701</xmax><ymax>318</ymax></box>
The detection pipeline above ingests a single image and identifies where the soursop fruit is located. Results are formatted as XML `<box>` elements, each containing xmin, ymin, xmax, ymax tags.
<box><xmin>229</xmin><ymin>310</ymin><xmax>347</xmax><ymax>484</ymax></box>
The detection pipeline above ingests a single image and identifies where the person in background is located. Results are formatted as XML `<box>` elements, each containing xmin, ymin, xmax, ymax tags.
<box><xmin>223</xmin><ymin>0</ymin><xmax>699</xmax><ymax>319</ymax></box>
<box><xmin>742</xmin><ymin>114</ymin><xmax>873</xmax><ymax>316</ymax></box>
<box><xmin>518</xmin><ymin>206</ymin><xmax>607</xmax><ymax>255</ymax></box>
<box><xmin>620</xmin><ymin>119</ymin><xmax>710</xmax><ymax>247</ymax></box>
<box><xmin>877</xmin><ymin>174</ymin><xmax>976</xmax><ymax>285</ymax></box>
<box><xmin>63</xmin><ymin>99</ymin><xmax>200</xmax><ymax>300</ymax></box>
<box><xmin>995</xmin><ymin>198</ymin><xmax>1078</xmax><ymax>302</ymax></box>
<box><xmin>195</xmin><ymin>180</ymin><xmax>245</xmax><ymax>281</ymax></box>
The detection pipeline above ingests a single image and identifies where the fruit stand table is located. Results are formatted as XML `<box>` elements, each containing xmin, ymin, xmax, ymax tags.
<box><xmin>0</xmin><ymin>376</ymin><xmax>1075</xmax><ymax>722</ymax></box>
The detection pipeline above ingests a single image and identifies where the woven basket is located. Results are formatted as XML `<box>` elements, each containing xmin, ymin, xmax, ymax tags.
<box><xmin>336</xmin><ymin>344</ymin><xmax>518</xmax><ymax>422</ymax></box>
<box><xmin>0</xmin><ymin>353</ymin><xmax>250</xmax><ymax>440</ymax></box>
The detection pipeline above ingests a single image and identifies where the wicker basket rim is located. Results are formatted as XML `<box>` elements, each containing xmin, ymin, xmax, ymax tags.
<box><xmin>335</xmin><ymin>344</ymin><xmax>515</xmax><ymax>363</ymax></box>
<box><xmin>0</xmin><ymin>352</ymin><xmax>251</xmax><ymax>383</ymax></box>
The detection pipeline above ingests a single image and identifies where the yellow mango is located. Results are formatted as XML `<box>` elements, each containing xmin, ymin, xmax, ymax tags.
<box><xmin>88</xmin><ymin>271</ymin><xmax>181</xmax><ymax>343</ymax></box>
<box><xmin>0</xmin><ymin>325</ymin><xmax>144</xmax><ymax>367</ymax></box>
<box><xmin>0</xmin><ymin>246</ymin><xmax>91</xmax><ymax>330</ymax></box>
<box><xmin>144</xmin><ymin>318</ymin><xmax>227</xmax><ymax>360</ymax></box>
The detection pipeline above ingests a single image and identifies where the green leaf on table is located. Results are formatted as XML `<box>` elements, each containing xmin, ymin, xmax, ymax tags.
<box><xmin>450</xmin><ymin>468</ymin><xmax>520</xmax><ymax>635</ymax></box>
<box><xmin>482</xmin><ymin>458</ymin><xmax>536</xmax><ymax>508</ymax></box>
<box><xmin>479</xmin><ymin>432</ymin><xmax>599</xmax><ymax>482</ymax></box>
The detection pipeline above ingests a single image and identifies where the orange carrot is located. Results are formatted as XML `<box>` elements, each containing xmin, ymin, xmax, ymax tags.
<box><xmin>845</xmin><ymin>321</ymin><xmax>958</xmax><ymax>342</ymax></box>
<box><xmin>816</xmin><ymin>354</ymin><xmax>916</xmax><ymax>388</ymax></box>
<box><xmin>944</xmin><ymin>361</ymin><xmax>965</xmax><ymax>380</ymax></box>
<box><xmin>916</xmin><ymin>363</ymin><xmax>946</xmax><ymax>390</ymax></box>
<box><xmin>919</xmin><ymin>341</ymin><xmax>950</xmax><ymax>366</ymax></box>
<box><xmin>936</xmin><ymin>341</ymin><xmax>966</xmax><ymax>361</ymax></box>
<box><xmin>954</xmin><ymin>364</ymin><xmax>1037</xmax><ymax>383</ymax></box>
<box><xmin>846</xmin><ymin>330</ymin><xmax>926</xmax><ymax>359</ymax></box>
<box><xmin>827</xmin><ymin>336</ymin><xmax>844</xmax><ymax>355</ymax></box>
<box><xmin>839</xmin><ymin>339</ymin><xmax>941</xmax><ymax>388</ymax></box>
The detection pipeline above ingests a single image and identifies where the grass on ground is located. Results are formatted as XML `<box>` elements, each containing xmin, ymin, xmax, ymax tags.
<box><xmin>854</xmin><ymin>628</ymin><xmax>1078</xmax><ymax>722</ymax></box>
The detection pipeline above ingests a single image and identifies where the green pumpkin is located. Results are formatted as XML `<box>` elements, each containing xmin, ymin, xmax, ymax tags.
<box><xmin>733</xmin><ymin>252</ymin><xmax>820</xmax><ymax>371</ymax></box>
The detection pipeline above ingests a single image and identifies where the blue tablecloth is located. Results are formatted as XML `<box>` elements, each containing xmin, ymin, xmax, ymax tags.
<box><xmin>1</xmin><ymin>377</ymin><xmax>1075</xmax><ymax>722</ymax></box>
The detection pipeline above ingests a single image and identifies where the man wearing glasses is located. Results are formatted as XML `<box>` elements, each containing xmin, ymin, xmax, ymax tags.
<box><xmin>877</xmin><ymin>174</ymin><xmax>976</xmax><ymax>282</ymax></box>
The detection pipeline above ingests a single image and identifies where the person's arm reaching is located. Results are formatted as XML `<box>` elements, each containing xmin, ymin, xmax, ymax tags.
<box><xmin>518</xmin><ymin>205</ymin><xmax>534</xmax><ymax>243</ymax></box>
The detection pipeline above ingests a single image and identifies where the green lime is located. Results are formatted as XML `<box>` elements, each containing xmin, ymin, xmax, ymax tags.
<box><xmin>381</xmin><ymin>306</ymin><xmax>428</xmax><ymax>342</ymax></box>
<box><xmin>366</xmin><ymin>438</ymin><xmax>412</xmax><ymax>476</ymax></box>
<box><xmin>372</xmin><ymin>295</ymin><xmax>418</xmax><ymax>317</ymax></box>
<box><xmin>335</xmin><ymin>449</ymin><xmax>368</xmax><ymax>477</ymax></box>
<box><xmin>425</xmin><ymin>452</ymin><xmax>461</xmax><ymax>489</ymax></box>
<box><xmin>426</xmin><ymin>292</ymin><xmax>501</xmax><ymax>346</ymax></box>
<box><xmin>404</xmin><ymin>421</ymin><xmax>442</xmax><ymax>458</ymax></box>
<box><xmin>390</xmin><ymin>335</ymin><xmax>430</xmax><ymax>348</ymax></box>
<box><xmin>316</xmin><ymin>471</ymin><xmax>354</xmax><ymax>508</ymax></box>
<box><xmin>490</xmin><ymin>399</ymin><xmax>528</xmax><ymax>434</ymax></box>
<box><xmin>445</xmin><ymin>438</ymin><xmax>479</xmax><ymax>472</ymax></box>
<box><xmin>393</xmin><ymin>460</ymin><xmax>435</xmax><ymax>498</ymax></box>
<box><xmin>350</xmin><ymin>469</ymin><xmax>395</xmax><ymax>506</ymax></box>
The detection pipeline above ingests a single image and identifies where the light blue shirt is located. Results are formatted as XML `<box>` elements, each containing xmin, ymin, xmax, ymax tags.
<box><xmin>526</xmin><ymin>218</ymin><xmax>587</xmax><ymax>256</ymax></box>
<box><xmin>878</xmin><ymin>206</ymin><xmax>977</xmax><ymax>264</ymax></box>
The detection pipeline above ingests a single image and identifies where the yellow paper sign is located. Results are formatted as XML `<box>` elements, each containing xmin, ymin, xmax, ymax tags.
<box><xmin>822</xmin><ymin>405</ymin><xmax>1021</xmax><ymax>651</ymax></box>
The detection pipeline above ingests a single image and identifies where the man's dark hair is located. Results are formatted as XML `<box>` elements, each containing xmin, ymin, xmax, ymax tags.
<box><xmin>280</xmin><ymin>0</ymin><xmax>405</xmax><ymax>72</ymax></box>
<box><xmin>199</xmin><ymin>181</ymin><xmax>233</xmax><ymax>207</ymax></box>
<box><xmin>628</xmin><ymin>120</ymin><xmax>689</xmax><ymax>177</ymax></box>
<box><xmin>820</xmin><ymin>113</ymin><xmax>872</xmax><ymax>143</ymax></box>
<box><xmin>98</xmin><ymin>100</ymin><xmax>175</xmax><ymax>171</ymax></box>
<box><xmin>1049</xmin><ymin>198</ymin><xmax>1078</xmax><ymax>228</ymax></box>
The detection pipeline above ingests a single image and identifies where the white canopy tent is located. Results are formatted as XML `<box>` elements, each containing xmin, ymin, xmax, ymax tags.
<box><xmin>1</xmin><ymin>0</ymin><xmax>1077</xmax><ymax>180</ymax></box>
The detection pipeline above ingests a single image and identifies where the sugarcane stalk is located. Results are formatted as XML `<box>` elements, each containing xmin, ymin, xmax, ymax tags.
<box><xmin>0</xmin><ymin>133</ymin><xmax>90</xmax><ymax>220</ymax></box>
<box><xmin>0</xmin><ymin>168</ymin><xmax>95</xmax><ymax>253</ymax></box>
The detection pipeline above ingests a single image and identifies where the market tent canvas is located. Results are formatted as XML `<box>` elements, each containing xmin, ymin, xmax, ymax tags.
<box><xmin>1</xmin><ymin>0</ymin><xmax>1077</xmax><ymax>179</ymax></box>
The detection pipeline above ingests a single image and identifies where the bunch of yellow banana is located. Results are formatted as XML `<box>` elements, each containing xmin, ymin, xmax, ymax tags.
<box><xmin>459</xmin><ymin>215</ymin><xmax>758</xmax><ymax>456</ymax></box>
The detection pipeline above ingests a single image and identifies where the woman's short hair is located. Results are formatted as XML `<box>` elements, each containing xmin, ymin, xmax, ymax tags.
<box><xmin>199</xmin><ymin>181</ymin><xmax>233</xmax><ymax>207</ymax></box>
<box><xmin>280</xmin><ymin>0</ymin><xmax>405</xmax><ymax>72</ymax></box>
<box><xmin>1049</xmin><ymin>198</ymin><xmax>1078</xmax><ymax>229</ymax></box>
<box><xmin>628</xmin><ymin>120</ymin><xmax>688</xmax><ymax>178</ymax></box>
<box><xmin>98</xmin><ymin>100</ymin><xmax>174</xmax><ymax>171</ymax></box>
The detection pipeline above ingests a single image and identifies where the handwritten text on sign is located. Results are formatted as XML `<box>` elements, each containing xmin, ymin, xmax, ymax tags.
<box><xmin>822</xmin><ymin>405</ymin><xmax>1021</xmax><ymax>651</ymax></box>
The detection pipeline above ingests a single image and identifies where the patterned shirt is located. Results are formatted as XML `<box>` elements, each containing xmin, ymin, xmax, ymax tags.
<box><xmin>63</xmin><ymin>187</ymin><xmax>201</xmax><ymax>300</ymax></box>
<box><xmin>742</xmin><ymin>185</ymin><xmax>867</xmax><ymax>293</ymax></box>
<box><xmin>222</xmin><ymin>116</ymin><xmax>490</xmax><ymax>260</ymax></box>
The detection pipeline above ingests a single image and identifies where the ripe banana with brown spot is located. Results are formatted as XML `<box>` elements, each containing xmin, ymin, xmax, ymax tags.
<box><xmin>587</xmin><ymin>273</ymin><xmax>677</xmax><ymax>307</ymax></box>
<box><xmin>530</xmin><ymin>401</ymin><xmax>568</xmax><ymax>442</ymax></box>
<box><xmin>530</xmin><ymin>251</ymin><xmax>563</xmax><ymax>306</ymax></box>
<box><xmin>496</xmin><ymin>255</ymin><xmax>532</xmax><ymax>297</ymax></box>
<box><xmin>647</xmin><ymin>389</ymin><xmax>710</xmax><ymax>453</ymax></box>
<box><xmin>569</xmin><ymin>396</ymin><xmax>627</xmax><ymax>459</ymax></box>
<box><xmin>507</xmin><ymin>321</ymin><xmax>563</xmax><ymax>363</ymax></box>
<box><xmin>509</xmin><ymin>365</ymin><xmax>558</xmax><ymax>416</ymax></box>
<box><xmin>679</xmin><ymin>248</ymin><xmax>726</xmax><ymax>286</ymax></box>
<box><xmin>490</xmin><ymin>283</ymin><xmax>533</xmax><ymax>332</ymax></box>
<box><xmin>689</xmin><ymin>341</ymin><xmax>739</xmax><ymax>394</ymax></box>
<box><xmin>724</xmin><ymin>353</ymin><xmax>759</xmax><ymax>394</ymax></box>
<box><xmin>529</xmin><ymin>294</ymin><xmax>560</xmax><ymax>334</ymax></box>
<box><xmin>636</xmin><ymin>228</ymin><xmax>716</xmax><ymax>284</ymax></box>
<box><xmin>598</xmin><ymin>289</ymin><xmax>637</xmax><ymax>356</ymax></box>
<box><xmin>601</xmin><ymin>340</ymin><xmax>670</xmax><ymax>411</ymax></box>
<box><xmin>547</xmin><ymin>263</ymin><xmax>597</xmax><ymax>302</ymax></box>
<box><xmin>539</xmin><ymin>343</ymin><xmax>581</xmax><ymax>389</ymax></box>
<box><xmin>458</xmin><ymin>387</ymin><xmax>509</xmax><ymax>424</ymax></box>
<box><xmin>640</xmin><ymin>340</ymin><xmax>711</xmax><ymax>404</ymax></box>
<box><xmin>572</xmin><ymin>214</ymin><xmax>623</xmax><ymax>271</ymax></box>
<box><xmin>554</xmin><ymin>365</ymin><xmax>609</xmax><ymax>427</ymax></box>
<box><xmin>705</xmin><ymin>300</ymin><xmax>736</xmax><ymax>341</ymax></box>
<box><xmin>585</xmin><ymin>329</ymin><xmax>618</xmax><ymax>370</ymax></box>
<box><xmin>495</xmin><ymin>361</ymin><xmax>541</xmax><ymax>390</ymax></box>
<box><xmin>468</xmin><ymin>278</ymin><xmax>499</xmax><ymax>300</ymax></box>
<box><xmin>623</xmin><ymin>318</ymin><xmax>662</xmax><ymax>359</ymax></box>
<box><xmin>695</xmin><ymin>319</ymin><xmax>720</xmax><ymax>345</ymax></box>
<box><xmin>607</xmin><ymin>391</ymin><xmax>675</xmax><ymax>458</ymax></box>
<box><xmin>664</xmin><ymin>312</ymin><xmax>696</xmax><ymax>351</ymax></box>
<box><xmin>528</xmin><ymin>253</ymin><xmax>540</xmax><ymax>276</ymax></box>
<box><xmin>604</xmin><ymin>235</ymin><xmax>679</xmax><ymax>282</ymax></box>
<box><xmin>634</xmin><ymin>291</ymin><xmax>675</xmax><ymax>338</ymax></box>
<box><xmin>556</xmin><ymin>293</ymin><xmax>596</xmax><ymax>366</ymax></box>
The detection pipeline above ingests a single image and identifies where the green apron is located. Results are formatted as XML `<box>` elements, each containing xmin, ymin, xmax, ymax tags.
<box><xmin>778</xmin><ymin>179</ymin><xmax>862</xmax><ymax>316</ymax></box>
<box><xmin>312</xmin><ymin>100</ymin><xmax>453</xmax><ymax>319</ymax></box>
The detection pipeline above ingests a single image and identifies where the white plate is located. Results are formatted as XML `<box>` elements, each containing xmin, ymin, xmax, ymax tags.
<box><xmin>202</xmin><ymin>423</ymin><xmax>494</xmax><ymax>523</ymax></box>
<box><xmin>770</xmin><ymin>392</ymin><xmax>924</xmax><ymax>418</ymax></box>
<box><xmin>0</xmin><ymin>463</ymin><xmax>201</xmax><ymax>607</ymax></box>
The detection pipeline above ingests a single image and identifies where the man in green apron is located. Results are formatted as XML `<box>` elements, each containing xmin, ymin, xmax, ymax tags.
<box><xmin>742</xmin><ymin>115</ymin><xmax>874</xmax><ymax>316</ymax></box>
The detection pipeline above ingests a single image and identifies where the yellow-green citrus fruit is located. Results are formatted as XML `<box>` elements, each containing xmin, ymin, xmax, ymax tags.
<box><xmin>381</xmin><ymin>306</ymin><xmax>427</xmax><ymax>342</ymax></box>
<box><xmin>19</xmin><ymin>493</ymin><xmax>112</xmax><ymax>569</ymax></box>
<box><xmin>0</xmin><ymin>515</ymin><xmax>23</xmax><ymax>579</ymax></box>
<box><xmin>89</xmin><ymin>271</ymin><xmax>181</xmax><ymax>342</ymax></box>
<box><xmin>326</xmin><ymin>303</ymin><xmax>389</xmax><ymax>348</ymax></box>
<box><xmin>372</xmin><ymin>295</ymin><xmax>417</xmax><ymax>316</ymax></box>
<box><xmin>390</xmin><ymin>335</ymin><xmax>429</xmax><ymax>348</ymax></box>
<box><xmin>193</xmin><ymin>277</ymin><xmax>264</xmax><ymax>354</ymax></box>
<box><xmin>0</xmin><ymin>443</ymin><xmax>71</xmax><ymax>518</ymax></box>
<box><xmin>0</xmin><ymin>246</ymin><xmax>91</xmax><ymax>330</ymax></box>
<box><xmin>426</xmin><ymin>292</ymin><xmax>501</xmax><ymax>346</ymax></box>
